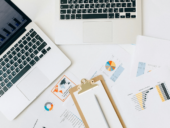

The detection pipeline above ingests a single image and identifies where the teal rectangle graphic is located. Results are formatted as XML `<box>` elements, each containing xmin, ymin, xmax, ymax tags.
<box><xmin>136</xmin><ymin>62</ymin><xmax>146</xmax><ymax>77</ymax></box>
<box><xmin>110</xmin><ymin>65</ymin><xmax>124</xmax><ymax>82</ymax></box>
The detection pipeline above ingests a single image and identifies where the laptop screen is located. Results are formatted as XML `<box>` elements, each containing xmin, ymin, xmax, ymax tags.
<box><xmin>0</xmin><ymin>0</ymin><xmax>31</xmax><ymax>50</ymax></box>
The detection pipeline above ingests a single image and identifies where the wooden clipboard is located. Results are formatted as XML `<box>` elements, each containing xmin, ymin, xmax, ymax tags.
<box><xmin>69</xmin><ymin>75</ymin><xmax>126</xmax><ymax>128</ymax></box>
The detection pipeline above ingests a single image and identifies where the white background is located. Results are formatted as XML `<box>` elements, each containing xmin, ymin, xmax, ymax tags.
<box><xmin>1</xmin><ymin>0</ymin><xmax>170</xmax><ymax>127</ymax></box>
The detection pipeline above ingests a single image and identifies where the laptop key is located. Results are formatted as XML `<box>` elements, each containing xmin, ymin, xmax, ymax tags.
<box><xmin>0</xmin><ymin>76</ymin><xmax>3</xmax><ymax>81</ymax></box>
<box><xmin>61</xmin><ymin>10</ymin><xmax>66</xmax><ymax>14</ymax></box>
<box><xmin>125</xmin><ymin>8</ymin><xmax>136</xmax><ymax>12</ymax></box>
<box><xmin>12</xmin><ymin>71</ymin><xmax>16</xmax><ymax>76</ymax></box>
<box><xmin>115</xmin><ymin>13</ymin><xmax>120</xmax><ymax>18</ymax></box>
<box><xmin>66</xmin><ymin>15</ymin><xmax>70</xmax><ymax>19</ymax></box>
<box><xmin>3</xmin><ymin>73</ymin><xmax>7</xmax><ymax>78</ymax></box>
<box><xmin>26</xmin><ymin>37</ymin><xmax>31</xmax><ymax>41</ymax></box>
<box><xmin>30</xmin><ymin>60</ymin><xmax>36</xmax><ymax>66</ymax></box>
<box><xmin>8</xmin><ymin>75</ymin><xmax>13</xmax><ymax>80</ymax></box>
<box><xmin>34</xmin><ymin>56</ymin><xmax>39</xmax><ymax>62</ymax></box>
<box><xmin>38</xmin><ymin>42</ymin><xmax>47</xmax><ymax>51</ymax></box>
<box><xmin>0</xmin><ymin>82</ymin><xmax>5</xmax><ymax>87</ymax></box>
<box><xmin>131</xmin><ymin>15</ymin><xmax>136</xmax><ymax>18</ymax></box>
<box><xmin>14</xmin><ymin>62</ymin><xmax>18</xmax><ymax>67</ymax></box>
<box><xmin>11</xmin><ymin>64</ymin><xmax>31</xmax><ymax>84</ymax></box>
<box><xmin>26</xmin><ymin>57</ymin><xmax>31</xmax><ymax>62</ymax></box>
<box><xmin>40</xmin><ymin>54</ymin><xmax>43</xmax><ymax>58</ymax></box>
<box><xmin>17</xmin><ymin>53</ymin><xmax>22</xmax><ymax>58</ymax></box>
<box><xmin>61</xmin><ymin>0</ymin><xmax>67</xmax><ymax>4</ymax></box>
<box><xmin>82</xmin><ymin>14</ymin><xmax>107</xmax><ymax>19</ymax></box>
<box><xmin>16</xmin><ymin>67</ymin><xmax>20</xmax><ymax>73</ymax></box>
<box><xmin>42</xmin><ymin>49</ymin><xmax>47</xmax><ymax>54</ymax></box>
<box><xmin>61</xmin><ymin>5</ymin><xmax>69</xmax><ymax>9</ymax></box>
<box><xmin>23</xmin><ymin>40</ymin><xmax>28</xmax><ymax>45</ymax></box>
<box><xmin>6</xmin><ymin>82</ymin><xmax>13</xmax><ymax>88</ymax></box>
<box><xmin>19</xmin><ymin>64</ymin><xmax>24</xmax><ymax>69</ymax></box>
<box><xmin>109</xmin><ymin>13</ymin><xmax>114</xmax><ymax>18</ymax></box>
<box><xmin>34</xmin><ymin>50</ymin><xmax>39</xmax><ymax>55</ymax></box>
<box><xmin>71</xmin><ymin>14</ymin><xmax>75</xmax><ymax>19</ymax></box>
<box><xmin>28</xmin><ymin>48</ymin><xmax>33</xmax><ymax>53</ymax></box>
<box><xmin>23</xmin><ymin>61</ymin><xmax>27</xmax><ymax>66</ymax></box>
<box><xmin>126</xmin><ymin>13</ymin><xmax>130</xmax><ymax>18</ymax></box>
<box><xmin>30</xmin><ymin>31</ymin><xmax>37</xmax><ymax>38</ymax></box>
<box><xmin>0</xmin><ymin>70</ymin><xmax>3</xmax><ymax>75</ymax></box>
<box><xmin>6</xmin><ymin>63</ymin><xmax>10</xmax><ymax>68</ymax></box>
<box><xmin>1</xmin><ymin>61</ymin><xmax>5</xmax><ymax>66</ymax></box>
<box><xmin>3</xmin><ymin>87</ymin><xmax>8</xmax><ymax>92</ymax></box>
<box><xmin>4</xmin><ymin>78</ymin><xmax>9</xmax><ymax>83</ymax></box>
<box><xmin>10</xmin><ymin>66</ymin><xmax>15</xmax><ymax>71</ymax></box>
<box><xmin>30</xmin><ymin>53</ymin><xmax>35</xmax><ymax>58</ymax></box>
<box><xmin>2</xmin><ymin>67</ymin><xmax>7</xmax><ymax>72</ymax></box>
<box><xmin>61</xmin><ymin>15</ymin><xmax>65</xmax><ymax>19</ymax></box>
<box><xmin>35</xmin><ymin>35</ymin><xmax>43</xmax><ymax>42</ymax></box>
<box><xmin>0</xmin><ymin>90</ymin><xmax>4</xmax><ymax>96</ymax></box>
<box><xmin>127</xmin><ymin>3</ymin><xmax>131</xmax><ymax>7</ymax></box>
<box><xmin>132</xmin><ymin>0</ymin><xmax>136</xmax><ymax>7</ymax></box>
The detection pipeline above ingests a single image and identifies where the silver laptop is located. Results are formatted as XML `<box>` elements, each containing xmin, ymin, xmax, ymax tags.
<box><xmin>0</xmin><ymin>0</ymin><xmax>71</xmax><ymax>120</ymax></box>
<box><xmin>55</xmin><ymin>0</ymin><xmax>142</xmax><ymax>44</ymax></box>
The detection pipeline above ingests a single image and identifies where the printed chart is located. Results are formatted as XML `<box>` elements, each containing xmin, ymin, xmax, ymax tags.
<box><xmin>44</xmin><ymin>102</ymin><xmax>53</xmax><ymax>111</ymax></box>
<box><xmin>131</xmin><ymin>83</ymin><xmax>170</xmax><ymax>111</ymax></box>
<box><xmin>95</xmin><ymin>55</ymin><xmax>125</xmax><ymax>83</ymax></box>
<box><xmin>105</xmin><ymin>61</ymin><xmax>116</xmax><ymax>71</ymax></box>
<box><xmin>136</xmin><ymin>62</ymin><xmax>160</xmax><ymax>77</ymax></box>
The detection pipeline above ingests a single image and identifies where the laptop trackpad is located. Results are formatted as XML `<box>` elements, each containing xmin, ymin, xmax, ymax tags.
<box><xmin>17</xmin><ymin>67</ymin><xmax>49</xmax><ymax>100</ymax></box>
<box><xmin>83</xmin><ymin>21</ymin><xmax>113</xmax><ymax>43</ymax></box>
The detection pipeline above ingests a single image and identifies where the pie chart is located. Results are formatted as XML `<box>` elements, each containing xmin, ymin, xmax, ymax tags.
<box><xmin>44</xmin><ymin>102</ymin><xmax>53</xmax><ymax>111</ymax></box>
<box><xmin>105</xmin><ymin>61</ymin><xmax>116</xmax><ymax>71</ymax></box>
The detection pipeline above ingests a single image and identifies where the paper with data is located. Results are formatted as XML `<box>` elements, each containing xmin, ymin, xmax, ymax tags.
<box><xmin>85</xmin><ymin>45</ymin><xmax>132</xmax><ymax>127</ymax></box>
<box><xmin>28</xmin><ymin>72</ymin><xmax>84</xmax><ymax>128</ymax></box>
<box><xmin>131</xmin><ymin>36</ymin><xmax>170</xmax><ymax>78</ymax></box>
<box><xmin>86</xmin><ymin>45</ymin><xmax>131</xmax><ymax>88</ymax></box>
<box><xmin>116</xmin><ymin>67</ymin><xmax>170</xmax><ymax>128</ymax></box>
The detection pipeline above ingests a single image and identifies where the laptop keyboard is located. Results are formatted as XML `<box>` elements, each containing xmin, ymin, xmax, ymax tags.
<box><xmin>0</xmin><ymin>29</ymin><xmax>51</xmax><ymax>97</ymax></box>
<box><xmin>60</xmin><ymin>0</ymin><xmax>136</xmax><ymax>20</ymax></box>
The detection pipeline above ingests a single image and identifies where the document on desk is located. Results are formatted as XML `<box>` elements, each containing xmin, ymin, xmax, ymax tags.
<box><xmin>87</xmin><ymin>45</ymin><xmax>131</xmax><ymax>88</ymax></box>
<box><xmin>28</xmin><ymin>72</ymin><xmax>85</xmax><ymax>128</ymax></box>
<box><xmin>120</xmin><ymin>67</ymin><xmax>170</xmax><ymax>128</ymax></box>
<box><xmin>85</xmin><ymin>45</ymin><xmax>132</xmax><ymax>127</ymax></box>
<box><xmin>130</xmin><ymin>36</ymin><xmax>170</xmax><ymax>78</ymax></box>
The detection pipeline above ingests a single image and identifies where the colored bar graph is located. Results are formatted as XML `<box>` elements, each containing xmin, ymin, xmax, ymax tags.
<box><xmin>132</xmin><ymin>88</ymin><xmax>153</xmax><ymax>111</ymax></box>
<box><xmin>3</xmin><ymin>28</ymin><xmax>11</xmax><ymax>36</ymax></box>
<box><xmin>156</xmin><ymin>83</ymin><xmax>170</xmax><ymax>102</ymax></box>
<box><xmin>110</xmin><ymin>65</ymin><xmax>124</xmax><ymax>82</ymax></box>
<box><xmin>8</xmin><ymin>23</ymin><xmax>16</xmax><ymax>31</ymax></box>
<box><xmin>136</xmin><ymin>62</ymin><xmax>146</xmax><ymax>77</ymax></box>
<box><xmin>0</xmin><ymin>34</ymin><xmax>5</xmax><ymax>41</ymax></box>
<box><xmin>13</xmin><ymin>18</ymin><xmax>21</xmax><ymax>26</ymax></box>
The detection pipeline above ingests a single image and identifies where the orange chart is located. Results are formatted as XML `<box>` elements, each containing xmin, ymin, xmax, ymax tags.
<box><xmin>105</xmin><ymin>61</ymin><xmax>116</xmax><ymax>71</ymax></box>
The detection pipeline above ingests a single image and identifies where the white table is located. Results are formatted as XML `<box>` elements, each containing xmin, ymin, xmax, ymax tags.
<box><xmin>1</xmin><ymin>0</ymin><xmax>170</xmax><ymax>127</ymax></box>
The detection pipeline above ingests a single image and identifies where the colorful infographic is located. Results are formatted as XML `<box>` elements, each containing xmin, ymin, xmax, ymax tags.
<box><xmin>51</xmin><ymin>75</ymin><xmax>76</xmax><ymax>102</ymax></box>
<box><xmin>44</xmin><ymin>102</ymin><xmax>53</xmax><ymax>111</ymax></box>
<box><xmin>131</xmin><ymin>83</ymin><xmax>170</xmax><ymax>111</ymax></box>
<box><xmin>105</xmin><ymin>61</ymin><xmax>116</xmax><ymax>71</ymax></box>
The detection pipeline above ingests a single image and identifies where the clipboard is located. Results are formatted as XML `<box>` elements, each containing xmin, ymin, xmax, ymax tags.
<box><xmin>69</xmin><ymin>75</ymin><xmax>126</xmax><ymax>128</ymax></box>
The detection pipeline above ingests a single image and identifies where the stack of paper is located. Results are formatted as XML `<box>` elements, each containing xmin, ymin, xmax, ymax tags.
<box><xmin>86</xmin><ymin>36</ymin><xmax>170</xmax><ymax>128</ymax></box>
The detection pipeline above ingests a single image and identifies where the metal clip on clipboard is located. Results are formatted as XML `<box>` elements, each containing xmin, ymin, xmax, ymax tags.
<box><xmin>77</xmin><ymin>79</ymin><xmax>98</xmax><ymax>94</ymax></box>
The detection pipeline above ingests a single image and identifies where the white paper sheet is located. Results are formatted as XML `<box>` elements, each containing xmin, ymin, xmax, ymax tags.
<box><xmin>85</xmin><ymin>45</ymin><xmax>132</xmax><ymax>126</ymax></box>
<box><xmin>115</xmin><ymin>67</ymin><xmax>170</xmax><ymax>128</ymax></box>
<box><xmin>131</xmin><ymin>36</ymin><xmax>170</xmax><ymax>78</ymax></box>
<box><xmin>26</xmin><ymin>72</ymin><xmax>84</xmax><ymax>128</ymax></box>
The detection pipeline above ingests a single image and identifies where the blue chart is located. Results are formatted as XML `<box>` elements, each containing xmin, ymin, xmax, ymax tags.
<box><xmin>136</xmin><ymin>62</ymin><xmax>146</xmax><ymax>77</ymax></box>
<box><xmin>110</xmin><ymin>65</ymin><xmax>124</xmax><ymax>82</ymax></box>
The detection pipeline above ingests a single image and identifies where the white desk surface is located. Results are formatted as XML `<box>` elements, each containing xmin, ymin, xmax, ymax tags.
<box><xmin>1</xmin><ymin>0</ymin><xmax>170</xmax><ymax>127</ymax></box>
